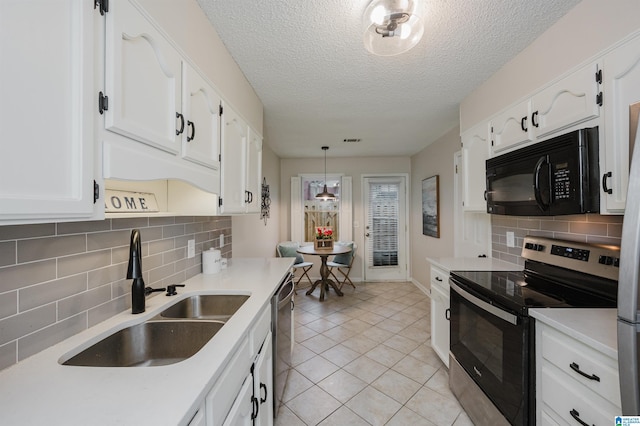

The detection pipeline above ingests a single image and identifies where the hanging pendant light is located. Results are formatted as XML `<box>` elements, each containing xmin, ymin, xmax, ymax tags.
<box><xmin>315</xmin><ymin>146</ymin><xmax>336</xmax><ymax>200</ymax></box>
<box><xmin>363</xmin><ymin>0</ymin><xmax>424</xmax><ymax>56</ymax></box>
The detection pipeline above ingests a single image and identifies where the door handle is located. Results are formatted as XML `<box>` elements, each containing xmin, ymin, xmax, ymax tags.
<box><xmin>176</xmin><ymin>112</ymin><xmax>185</xmax><ymax>135</ymax></box>
<box><xmin>187</xmin><ymin>120</ymin><xmax>195</xmax><ymax>142</ymax></box>
<box><xmin>533</xmin><ymin>155</ymin><xmax>550</xmax><ymax>211</ymax></box>
<box><xmin>365</xmin><ymin>233</ymin><xmax>370</xmax><ymax>237</ymax></box>
<box><xmin>531</xmin><ymin>111</ymin><xmax>539</xmax><ymax>128</ymax></box>
<box><xmin>520</xmin><ymin>116</ymin><xmax>528</xmax><ymax>132</ymax></box>
<box><xmin>602</xmin><ymin>171</ymin><xmax>613</xmax><ymax>194</ymax></box>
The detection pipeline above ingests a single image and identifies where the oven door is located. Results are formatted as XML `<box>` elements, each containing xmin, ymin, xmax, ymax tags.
<box><xmin>449</xmin><ymin>279</ymin><xmax>531</xmax><ymax>425</ymax></box>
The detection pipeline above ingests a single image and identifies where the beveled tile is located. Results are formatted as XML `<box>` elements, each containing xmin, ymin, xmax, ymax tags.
<box><xmin>371</xmin><ymin>369</ymin><xmax>421</xmax><ymax>404</ymax></box>
<box><xmin>287</xmin><ymin>385</ymin><xmax>341</xmax><ymax>426</ymax></box>
<box><xmin>343</xmin><ymin>356</ymin><xmax>387</xmax><ymax>384</ymax></box>
<box><xmin>345</xmin><ymin>386</ymin><xmax>402</xmax><ymax>426</ymax></box>
<box><xmin>318</xmin><ymin>405</ymin><xmax>370</xmax><ymax>426</ymax></box>
<box><xmin>296</xmin><ymin>355</ymin><xmax>339</xmax><ymax>383</ymax></box>
<box><xmin>318</xmin><ymin>369</ymin><xmax>367</xmax><ymax>403</ymax></box>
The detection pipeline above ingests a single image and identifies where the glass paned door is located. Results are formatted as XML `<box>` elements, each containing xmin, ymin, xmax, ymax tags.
<box><xmin>363</xmin><ymin>177</ymin><xmax>407</xmax><ymax>281</ymax></box>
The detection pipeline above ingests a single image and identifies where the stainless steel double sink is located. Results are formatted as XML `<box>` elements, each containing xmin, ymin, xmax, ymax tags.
<box><xmin>61</xmin><ymin>294</ymin><xmax>249</xmax><ymax>367</ymax></box>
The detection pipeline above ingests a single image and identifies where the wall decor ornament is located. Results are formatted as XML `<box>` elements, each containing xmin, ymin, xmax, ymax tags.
<box><xmin>260</xmin><ymin>177</ymin><xmax>270</xmax><ymax>225</ymax></box>
<box><xmin>422</xmin><ymin>175</ymin><xmax>440</xmax><ymax>238</ymax></box>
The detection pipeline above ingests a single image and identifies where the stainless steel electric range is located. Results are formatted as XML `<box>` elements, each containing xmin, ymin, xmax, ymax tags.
<box><xmin>448</xmin><ymin>236</ymin><xmax>619</xmax><ymax>425</ymax></box>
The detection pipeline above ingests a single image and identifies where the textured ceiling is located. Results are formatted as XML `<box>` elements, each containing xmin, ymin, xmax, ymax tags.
<box><xmin>196</xmin><ymin>0</ymin><xmax>581</xmax><ymax>158</ymax></box>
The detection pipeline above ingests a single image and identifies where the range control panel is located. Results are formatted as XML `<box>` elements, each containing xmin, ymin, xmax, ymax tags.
<box><xmin>521</xmin><ymin>236</ymin><xmax>620</xmax><ymax>281</ymax></box>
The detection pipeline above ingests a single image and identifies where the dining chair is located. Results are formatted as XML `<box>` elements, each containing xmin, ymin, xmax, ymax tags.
<box><xmin>328</xmin><ymin>242</ymin><xmax>357</xmax><ymax>290</ymax></box>
<box><xmin>276</xmin><ymin>241</ymin><xmax>313</xmax><ymax>289</ymax></box>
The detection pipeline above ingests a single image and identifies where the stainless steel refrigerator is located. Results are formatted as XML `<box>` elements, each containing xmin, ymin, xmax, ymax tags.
<box><xmin>618</xmin><ymin>103</ymin><xmax>640</xmax><ymax>414</ymax></box>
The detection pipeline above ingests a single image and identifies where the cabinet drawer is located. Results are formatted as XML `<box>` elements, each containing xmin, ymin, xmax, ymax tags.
<box><xmin>541</xmin><ymin>326</ymin><xmax>620</xmax><ymax>405</ymax></box>
<box><xmin>205</xmin><ymin>337</ymin><xmax>251</xmax><ymax>426</ymax></box>
<box><xmin>541</xmin><ymin>363</ymin><xmax>618</xmax><ymax>426</ymax></box>
<box><xmin>250</xmin><ymin>305</ymin><xmax>271</xmax><ymax>355</ymax></box>
<box><xmin>430</xmin><ymin>266</ymin><xmax>449</xmax><ymax>289</ymax></box>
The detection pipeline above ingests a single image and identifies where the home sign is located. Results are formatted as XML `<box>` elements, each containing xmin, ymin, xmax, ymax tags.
<box><xmin>105</xmin><ymin>189</ymin><xmax>159</xmax><ymax>213</ymax></box>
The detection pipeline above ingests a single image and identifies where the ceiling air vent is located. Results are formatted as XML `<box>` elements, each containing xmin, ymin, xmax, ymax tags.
<box><xmin>343</xmin><ymin>138</ymin><xmax>362</xmax><ymax>143</ymax></box>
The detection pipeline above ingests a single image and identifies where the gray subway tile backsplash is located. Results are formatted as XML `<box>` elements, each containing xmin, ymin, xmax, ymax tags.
<box><xmin>491</xmin><ymin>213</ymin><xmax>623</xmax><ymax>265</ymax></box>
<box><xmin>0</xmin><ymin>216</ymin><xmax>231</xmax><ymax>370</ymax></box>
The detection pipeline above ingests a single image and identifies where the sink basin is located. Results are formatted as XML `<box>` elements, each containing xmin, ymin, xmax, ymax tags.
<box><xmin>62</xmin><ymin>321</ymin><xmax>224</xmax><ymax>367</ymax></box>
<box><xmin>159</xmin><ymin>294</ymin><xmax>249</xmax><ymax>320</ymax></box>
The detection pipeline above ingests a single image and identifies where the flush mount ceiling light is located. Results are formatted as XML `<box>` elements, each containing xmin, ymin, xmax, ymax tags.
<box><xmin>363</xmin><ymin>0</ymin><xmax>424</xmax><ymax>56</ymax></box>
<box><xmin>315</xmin><ymin>146</ymin><xmax>336</xmax><ymax>200</ymax></box>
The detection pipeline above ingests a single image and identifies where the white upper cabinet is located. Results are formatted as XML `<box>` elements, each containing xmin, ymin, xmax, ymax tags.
<box><xmin>105</xmin><ymin>0</ymin><xmax>182</xmax><ymax>154</ymax></box>
<box><xmin>221</xmin><ymin>106</ymin><xmax>249</xmax><ymax>214</ymax></box>
<box><xmin>0</xmin><ymin>0</ymin><xmax>97</xmax><ymax>223</ymax></box>
<box><xmin>246</xmin><ymin>128</ymin><xmax>263</xmax><ymax>214</ymax></box>
<box><xmin>182</xmin><ymin>63</ymin><xmax>222</xmax><ymax>171</ymax></box>
<box><xmin>602</xmin><ymin>33</ymin><xmax>640</xmax><ymax>213</ymax></box>
<box><xmin>461</xmin><ymin>122</ymin><xmax>490</xmax><ymax>211</ymax></box>
<box><xmin>490</xmin><ymin>99</ymin><xmax>533</xmax><ymax>154</ymax></box>
<box><xmin>530</xmin><ymin>61</ymin><xmax>601</xmax><ymax>141</ymax></box>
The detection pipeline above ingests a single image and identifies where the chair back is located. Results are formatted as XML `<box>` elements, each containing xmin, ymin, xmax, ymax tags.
<box><xmin>333</xmin><ymin>242</ymin><xmax>357</xmax><ymax>266</ymax></box>
<box><xmin>276</xmin><ymin>241</ymin><xmax>304</xmax><ymax>264</ymax></box>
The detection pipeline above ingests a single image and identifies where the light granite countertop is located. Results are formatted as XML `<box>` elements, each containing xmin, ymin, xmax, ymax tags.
<box><xmin>0</xmin><ymin>257</ymin><xmax>293</xmax><ymax>426</ymax></box>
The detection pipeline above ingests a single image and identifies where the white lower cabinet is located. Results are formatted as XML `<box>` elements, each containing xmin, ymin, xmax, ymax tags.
<box><xmin>203</xmin><ymin>306</ymin><xmax>273</xmax><ymax>426</ymax></box>
<box><xmin>188</xmin><ymin>404</ymin><xmax>206</xmax><ymax>426</ymax></box>
<box><xmin>535</xmin><ymin>321</ymin><xmax>621</xmax><ymax>426</ymax></box>
<box><xmin>429</xmin><ymin>265</ymin><xmax>450</xmax><ymax>368</ymax></box>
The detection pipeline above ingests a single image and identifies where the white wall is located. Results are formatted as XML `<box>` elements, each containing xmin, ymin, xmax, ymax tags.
<box><xmin>232</xmin><ymin>143</ymin><xmax>281</xmax><ymax>257</ymax></box>
<box><xmin>409</xmin><ymin>127</ymin><xmax>460</xmax><ymax>290</ymax></box>
<box><xmin>460</xmin><ymin>0</ymin><xmax>640</xmax><ymax>132</ymax></box>
<box><xmin>135</xmin><ymin>0</ymin><xmax>263</xmax><ymax>133</ymax></box>
<box><xmin>280</xmin><ymin>156</ymin><xmax>411</xmax><ymax>282</ymax></box>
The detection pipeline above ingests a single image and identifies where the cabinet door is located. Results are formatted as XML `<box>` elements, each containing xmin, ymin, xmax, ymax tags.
<box><xmin>220</xmin><ymin>106</ymin><xmax>248</xmax><ymax>214</ymax></box>
<box><xmin>222</xmin><ymin>375</ymin><xmax>254</xmax><ymax>426</ymax></box>
<box><xmin>182</xmin><ymin>63</ymin><xmax>222</xmax><ymax>173</ymax></box>
<box><xmin>430</xmin><ymin>282</ymin><xmax>450</xmax><ymax>368</ymax></box>
<box><xmin>490</xmin><ymin>99</ymin><xmax>533</xmax><ymax>154</ymax></box>
<box><xmin>531</xmin><ymin>61</ymin><xmax>601</xmax><ymax>141</ymax></box>
<box><xmin>245</xmin><ymin>129</ymin><xmax>263</xmax><ymax>214</ymax></box>
<box><xmin>105</xmin><ymin>0</ymin><xmax>182</xmax><ymax>154</ymax></box>
<box><xmin>0</xmin><ymin>0</ymin><xmax>95</xmax><ymax>221</ymax></box>
<box><xmin>254</xmin><ymin>332</ymin><xmax>273</xmax><ymax>426</ymax></box>
<box><xmin>602</xmin><ymin>34</ymin><xmax>640</xmax><ymax>212</ymax></box>
<box><xmin>461</xmin><ymin>123</ymin><xmax>490</xmax><ymax>211</ymax></box>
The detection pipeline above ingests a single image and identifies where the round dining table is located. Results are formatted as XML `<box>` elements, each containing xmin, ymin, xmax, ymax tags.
<box><xmin>297</xmin><ymin>244</ymin><xmax>350</xmax><ymax>301</ymax></box>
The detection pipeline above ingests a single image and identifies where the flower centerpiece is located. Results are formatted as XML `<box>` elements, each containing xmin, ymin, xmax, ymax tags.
<box><xmin>314</xmin><ymin>226</ymin><xmax>334</xmax><ymax>250</ymax></box>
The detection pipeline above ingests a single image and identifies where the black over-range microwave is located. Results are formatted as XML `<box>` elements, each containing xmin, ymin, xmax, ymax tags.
<box><xmin>485</xmin><ymin>127</ymin><xmax>599</xmax><ymax>216</ymax></box>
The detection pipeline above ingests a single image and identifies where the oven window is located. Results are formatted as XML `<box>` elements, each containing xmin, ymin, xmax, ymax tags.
<box><xmin>459</xmin><ymin>303</ymin><xmax>504</xmax><ymax>382</ymax></box>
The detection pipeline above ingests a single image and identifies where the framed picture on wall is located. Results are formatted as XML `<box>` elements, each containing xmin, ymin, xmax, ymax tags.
<box><xmin>422</xmin><ymin>175</ymin><xmax>440</xmax><ymax>238</ymax></box>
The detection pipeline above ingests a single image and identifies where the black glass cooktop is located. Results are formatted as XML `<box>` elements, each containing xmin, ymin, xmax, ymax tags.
<box><xmin>449</xmin><ymin>270</ymin><xmax>616</xmax><ymax>315</ymax></box>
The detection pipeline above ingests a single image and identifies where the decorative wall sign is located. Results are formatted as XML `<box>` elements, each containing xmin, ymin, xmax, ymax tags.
<box><xmin>261</xmin><ymin>177</ymin><xmax>271</xmax><ymax>225</ymax></box>
<box><xmin>105</xmin><ymin>189</ymin><xmax>159</xmax><ymax>213</ymax></box>
<box><xmin>422</xmin><ymin>175</ymin><xmax>440</xmax><ymax>238</ymax></box>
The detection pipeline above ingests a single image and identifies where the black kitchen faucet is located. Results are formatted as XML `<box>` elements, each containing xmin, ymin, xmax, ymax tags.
<box><xmin>127</xmin><ymin>229</ymin><xmax>164</xmax><ymax>314</ymax></box>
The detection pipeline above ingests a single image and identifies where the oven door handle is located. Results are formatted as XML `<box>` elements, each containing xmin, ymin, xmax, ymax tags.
<box><xmin>450</xmin><ymin>280</ymin><xmax>518</xmax><ymax>326</ymax></box>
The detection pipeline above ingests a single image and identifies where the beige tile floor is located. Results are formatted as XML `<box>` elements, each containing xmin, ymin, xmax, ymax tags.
<box><xmin>275</xmin><ymin>281</ymin><xmax>473</xmax><ymax>426</ymax></box>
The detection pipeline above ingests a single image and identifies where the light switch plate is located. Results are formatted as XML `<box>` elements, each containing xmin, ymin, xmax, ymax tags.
<box><xmin>506</xmin><ymin>231</ymin><xmax>515</xmax><ymax>248</ymax></box>
<box><xmin>187</xmin><ymin>239</ymin><xmax>195</xmax><ymax>258</ymax></box>
<box><xmin>220</xmin><ymin>234</ymin><xmax>224</xmax><ymax>247</ymax></box>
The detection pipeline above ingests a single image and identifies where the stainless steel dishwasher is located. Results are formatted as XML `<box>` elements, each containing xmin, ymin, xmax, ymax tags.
<box><xmin>272</xmin><ymin>273</ymin><xmax>294</xmax><ymax>418</ymax></box>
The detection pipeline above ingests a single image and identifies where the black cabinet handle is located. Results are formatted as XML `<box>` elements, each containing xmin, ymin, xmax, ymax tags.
<box><xmin>176</xmin><ymin>112</ymin><xmax>185</xmax><ymax>135</ymax></box>
<box><xmin>602</xmin><ymin>171</ymin><xmax>613</xmax><ymax>194</ymax></box>
<box><xmin>484</xmin><ymin>190</ymin><xmax>488</xmax><ymax>201</ymax></box>
<box><xmin>251</xmin><ymin>396</ymin><xmax>259</xmax><ymax>420</ymax></box>
<box><xmin>187</xmin><ymin>120</ymin><xmax>195</xmax><ymax>142</ymax></box>
<box><xmin>521</xmin><ymin>116</ymin><xmax>528</xmax><ymax>132</ymax></box>
<box><xmin>445</xmin><ymin>308</ymin><xmax>450</xmax><ymax>321</ymax></box>
<box><xmin>435</xmin><ymin>276</ymin><xmax>443</xmax><ymax>282</ymax></box>
<box><xmin>569</xmin><ymin>362</ymin><xmax>600</xmax><ymax>382</ymax></box>
<box><xmin>533</xmin><ymin>155</ymin><xmax>550</xmax><ymax>211</ymax></box>
<box><xmin>569</xmin><ymin>409</ymin><xmax>593</xmax><ymax>426</ymax></box>
<box><xmin>532</xmin><ymin>111</ymin><xmax>539</xmax><ymax>128</ymax></box>
<box><xmin>260</xmin><ymin>383</ymin><xmax>267</xmax><ymax>403</ymax></box>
